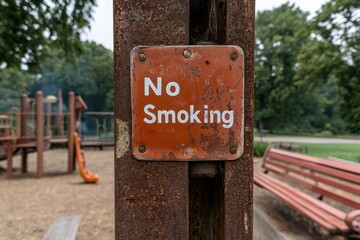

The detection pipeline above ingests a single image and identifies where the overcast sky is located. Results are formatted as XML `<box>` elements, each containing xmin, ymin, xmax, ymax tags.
<box><xmin>83</xmin><ymin>0</ymin><xmax>329</xmax><ymax>51</ymax></box>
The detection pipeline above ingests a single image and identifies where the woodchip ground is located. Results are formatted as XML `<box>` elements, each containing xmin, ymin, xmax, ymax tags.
<box><xmin>0</xmin><ymin>148</ymin><xmax>114</xmax><ymax>240</ymax></box>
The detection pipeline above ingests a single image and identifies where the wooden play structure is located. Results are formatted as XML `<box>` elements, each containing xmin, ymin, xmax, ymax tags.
<box><xmin>0</xmin><ymin>91</ymin><xmax>91</xmax><ymax>179</ymax></box>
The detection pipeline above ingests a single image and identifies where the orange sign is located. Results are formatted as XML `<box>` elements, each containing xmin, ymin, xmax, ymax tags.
<box><xmin>131</xmin><ymin>45</ymin><xmax>244</xmax><ymax>161</ymax></box>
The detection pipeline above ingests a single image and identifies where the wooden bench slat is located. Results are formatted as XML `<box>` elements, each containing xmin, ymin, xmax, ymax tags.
<box><xmin>264</xmin><ymin>160</ymin><xmax>360</xmax><ymax>209</ymax></box>
<box><xmin>267</xmin><ymin>151</ymin><xmax>360</xmax><ymax>184</ymax></box>
<box><xmin>263</xmin><ymin>165</ymin><xmax>313</xmax><ymax>189</ymax></box>
<box><xmin>270</xmin><ymin>148</ymin><xmax>360</xmax><ymax>175</ymax></box>
<box><xmin>258</xmin><ymin>172</ymin><xmax>348</xmax><ymax>220</ymax></box>
<box><xmin>255</xmin><ymin>172</ymin><xmax>348</xmax><ymax>233</ymax></box>
<box><xmin>265</xmin><ymin>161</ymin><xmax>360</xmax><ymax>209</ymax></box>
<box><xmin>266</xmin><ymin>159</ymin><xmax>360</xmax><ymax>195</ymax></box>
<box><xmin>313</xmin><ymin>186</ymin><xmax>360</xmax><ymax>209</ymax></box>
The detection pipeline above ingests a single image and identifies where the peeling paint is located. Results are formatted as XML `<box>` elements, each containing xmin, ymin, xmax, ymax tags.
<box><xmin>115</xmin><ymin>118</ymin><xmax>130</xmax><ymax>159</ymax></box>
<box><xmin>244</xmin><ymin>212</ymin><xmax>249</xmax><ymax>233</ymax></box>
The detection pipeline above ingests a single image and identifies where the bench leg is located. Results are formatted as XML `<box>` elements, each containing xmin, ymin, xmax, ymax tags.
<box><xmin>6</xmin><ymin>146</ymin><xmax>13</xmax><ymax>179</ymax></box>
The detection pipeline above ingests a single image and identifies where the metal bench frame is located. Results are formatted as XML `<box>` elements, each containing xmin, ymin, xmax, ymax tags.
<box><xmin>254</xmin><ymin>146</ymin><xmax>360</xmax><ymax>236</ymax></box>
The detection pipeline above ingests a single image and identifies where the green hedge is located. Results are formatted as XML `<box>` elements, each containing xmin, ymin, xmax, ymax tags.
<box><xmin>254</xmin><ymin>142</ymin><xmax>268</xmax><ymax>157</ymax></box>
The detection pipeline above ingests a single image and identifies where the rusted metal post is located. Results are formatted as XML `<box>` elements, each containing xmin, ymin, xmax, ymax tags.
<box><xmin>36</xmin><ymin>91</ymin><xmax>44</xmax><ymax>178</ymax></box>
<box><xmin>114</xmin><ymin>1</ymin><xmax>189</xmax><ymax>239</ymax></box>
<box><xmin>224</xmin><ymin>1</ymin><xmax>255</xmax><ymax>238</ymax></box>
<box><xmin>68</xmin><ymin>92</ymin><xmax>75</xmax><ymax>173</ymax></box>
<box><xmin>114</xmin><ymin>0</ymin><xmax>254</xmax><ymax>239</ymax></box>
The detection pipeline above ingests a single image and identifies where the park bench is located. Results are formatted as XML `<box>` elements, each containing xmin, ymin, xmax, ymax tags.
<box><xmin>254</xmin><ymin>147</ymin><xmax>360</xmax><ymax>237</ymax></box>
<box><xmin>43</xmin><ymin>215</ymin><xmax>82</xmax><ymax>240</ymax></box>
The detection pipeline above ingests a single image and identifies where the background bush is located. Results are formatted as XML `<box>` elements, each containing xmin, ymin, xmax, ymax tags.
<box><xmin>254</xmin><ymin>142</ymin><xmax>269</xmax><ymax>157</ymax></box>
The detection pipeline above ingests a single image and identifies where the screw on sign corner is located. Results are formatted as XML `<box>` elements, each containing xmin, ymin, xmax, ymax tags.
<box><xmin>139</xmin><ymin>145</ymin><xmax>146</xmax><ymax>153</ymax></box>
<box><xmin>230</xmin><ymin>52</ymin><xmax>238</xmax><ymax>61</ymax></box>
<box><xmin>138</xmin><ymin>53</ymin><xmax>146</xmax><ymax>62</ymax></box>
<box><xmin>230</xmin><ymin>146</ymin><xmax>238</xmax><ymax>154</ymax></box>
<box><xmin>183</xmin><ymin>49</ymin><xmax>191</xmax><ymax>58</ymax></box>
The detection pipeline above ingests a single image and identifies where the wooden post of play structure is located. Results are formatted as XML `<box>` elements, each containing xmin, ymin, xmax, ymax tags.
<box><xmin>75</xmin><ymin>96</ymin><xmax>88</xmax><ymax>140</ymax></box>
<box><xmin>36</xmin><ymin>91</ymin><xmax>44</xmax><ymax>178</ymax></box>
<box><xmin>20</xmin><ymin>93</ymin><xmax>28</xmax><ymax>173</ymax></box>
<box><xmin>57</xmin><ymin>89</ymin><xmax>64</xmax><ymax>136</ymax></box>
<box><xmin>68</xmin><ymin>92</ymin><xmax>75</xmax><ymax>173</ymax></box>
<box><xmin>114</xmin><ymin>0</ymin><xmax>255</xmax><ymax>239</ymax></box>
<box><xmin>20</xmin><ymin>94</ymin><xmax>27</xmax><ymax>137</ymax></box>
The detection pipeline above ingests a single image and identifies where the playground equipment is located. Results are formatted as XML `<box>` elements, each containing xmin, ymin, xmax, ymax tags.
<box><xmin>73</xmin><ymin>132</ymin><xmax>99</xmax><ymax>183</ymax></box>
<box><xmin>0</xmin><ymin>91</ymin><xmax>87</xmax><ymax>179</ymax></box>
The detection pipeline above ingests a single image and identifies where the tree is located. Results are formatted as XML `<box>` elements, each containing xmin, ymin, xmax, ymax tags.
<box><xmin>0</xmin><ymin>0</ymin><xmax>96</xmax><ymax>71</ymax></box>
<box><xmin>297</xmin><ymin>0</ymin><xmax>360</xmax><ymax>133</ymax></box>
<box><xmin>0</xmin><ymin>68</ymin><xmax>35</xmax><ymax>111</ymax></box>
<box><xmin>29</xmin><ymin>41</ymin><xmax>114</xmax><ymax>111</ymax></box>
<box><xmin>255</xmin><ymin>3</ymin><xmax>323</xmax><ymax>133</ymax></box>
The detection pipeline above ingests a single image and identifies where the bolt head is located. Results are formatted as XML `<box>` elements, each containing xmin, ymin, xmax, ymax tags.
<box><xmin>183</xmin><ymin>49</ymin><xmax>191</xmax><ymax>58</ymax></box>
<box><xmin>139</xmin><ymin>53</ymin><xmax>146</xmax><ymax>62</ymax></box>
<box><xmin>139</xmin><ymin>145</ymin><xmax>146</xmax><ymax>153</ymax></box>
<box><xmin>230</xmin><ymin>146</ymin><xmax>238</xmax><ymax>154</ymax></box>
<box><xmin>230</xmin><ymin>52</ymin><xmax>238</xmax><ymax>61</ymax></box>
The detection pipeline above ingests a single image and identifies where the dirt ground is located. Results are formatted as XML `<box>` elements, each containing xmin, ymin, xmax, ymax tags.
<box><xmin>0</xmin><ymin>148</ymin><xmax>114</xmax><ymax>240</ymax></box>
<box><xmin>1</xmin><ymin>151</ymin><xmax>355</xmax><ymax>240</ymax></box>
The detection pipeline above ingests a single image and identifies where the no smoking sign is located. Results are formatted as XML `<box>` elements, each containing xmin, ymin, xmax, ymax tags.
<box><xmin>131</xmin><ymin>45</ymin><xmax>244</xmax><ymax>161</ymax></box>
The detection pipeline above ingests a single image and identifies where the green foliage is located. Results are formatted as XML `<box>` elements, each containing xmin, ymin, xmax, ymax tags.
<box><xmin>0</xmin><ymin>68</ymin><xmax>34</xmax><ymax>111</ymax></box>
<box><xmin>296</xmin><ymin>0</ymin><xmax>360</xmax><ymax>134</ymax></box>
<box><xmin>314</xmin><ymin>130</ymin><xmax>333</xmax><ymax>137</ymax></box>
<box><xmin>254</xmin><ymin>142</ymin><xmax>268</xmax><ymax>157</ymax></box>
<box><xmin>294</xmin><ymin>143</ymin><xmax>360</xmax><ymax>163</ymax></box>
<box><xmin>0</xmin><ymin>0</ymin><xmax>96</xmax><ymax>71</ymax></box>
<box><xmin>255</xmin><ymin>3</ymin><xmax>325</xmax><ymax>133</ymax></box>
<box><xmin>29</xmin><ymin>41</ymin><xmax>114</xmax><ymax>111</ymax></box>
<box><xmin>255</xmin><ymin>1</ymin><xmax>360</xmax><ymax>135</ymax></box>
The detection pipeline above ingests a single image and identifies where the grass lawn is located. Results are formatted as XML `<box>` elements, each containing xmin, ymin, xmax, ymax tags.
<box><xmin>293</xmin><ymin>142</ymin><xmax>360</xmax><ymax>163</ymax></box>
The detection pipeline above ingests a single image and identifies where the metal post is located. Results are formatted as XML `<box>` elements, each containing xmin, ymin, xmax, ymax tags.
<box><xmin>68</xmin><ymin>92</ymin><xmax>75</xmax><ymax>173</ymax></box>
<box><xmin>114</xmin><ymin>0</ymin><xmax>254</xmax><ymax>239</ymax></box>
<box><xmin>36</xmin><ymin>91</ymin><xmax>44</xmax><ymax>178</ymax></box>
<box><xmin>224</xmin><ymin>1</ymin><xmax>255</xmax><ymax>238</ymax></box>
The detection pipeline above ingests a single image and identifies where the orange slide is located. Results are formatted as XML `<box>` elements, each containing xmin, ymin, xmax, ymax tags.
<box><xmin>74</xmin><ymin>133</ymin><xmax>99</xmax><ymax>183</ymax></box>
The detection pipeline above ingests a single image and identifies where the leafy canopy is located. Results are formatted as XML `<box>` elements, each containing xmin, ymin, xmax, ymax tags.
<box><xmin>296</xmin><ymin>0</ymin><xmax>360</xmax><ymax>133</ymax></box>
<box><xmin>0</xmin><ymin>0</ymin><xmax>96</xmax><ymax>71</ymax></box>
<box><xmin>29</xmin><ymin>41</ymin><xmax>114</xmax><ymax>111</ymax></box>
<box><xmin>255</xmin><ymin>3</ymin><xmax>316</xmax><ymax>132</ymax></box>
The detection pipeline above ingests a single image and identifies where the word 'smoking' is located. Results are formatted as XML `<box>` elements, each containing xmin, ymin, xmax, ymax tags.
<box><xmin>142</xmin><ymin>77</ymin><xmax>235</xmax><ymax>128</ymax></box>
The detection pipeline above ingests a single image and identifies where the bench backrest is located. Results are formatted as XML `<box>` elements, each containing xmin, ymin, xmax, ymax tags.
<box><xmin>262</xmin><ymin>147</ymin><xmax>360</xmax><ymax>209</ymax></box>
